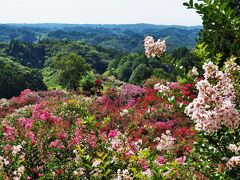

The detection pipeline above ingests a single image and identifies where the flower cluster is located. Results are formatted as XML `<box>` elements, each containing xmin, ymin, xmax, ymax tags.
<box><xmin>155</xmin><ymin>130</ymin><xmax>175</xmax><ymax>152</ymax></box>
<box><xmin>226</xmin><ymin>156</ymin><xmax>240</xmax><ymax>169</ymax></box>
<box><xmin>154</xmin><ymin>83</ymin><xmax>171</xmax><ymax>96</ymax></box>
<box><xmin>228</xmin><ymin>143</ymin><xmax>240</xmax><ymax>155</ymax></box>
<box><xmin>144</xmin><ymin>36</ymin><xmax>166</xmax><ymax>58</ymax></box>
<box><xmin>185</xmin><ymin>61</ymin><xmax>240</xmax><ymax>133</ymax></box>
<box><xmin>115</xmin><ymin>169</ymin><xmax>133</xmax><ymax>180</ymax></box>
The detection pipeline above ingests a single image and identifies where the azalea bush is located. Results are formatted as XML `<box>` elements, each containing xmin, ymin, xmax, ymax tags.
<box><xmin>0</xmin><ymin>77</ymin><xmax>198</xmax><ymax>179</ymax></box>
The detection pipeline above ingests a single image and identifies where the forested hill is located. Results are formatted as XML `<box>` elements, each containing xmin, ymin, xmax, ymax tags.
<box><xmin>0</xmin><ymin>23</ymin><xmax>201</xmax><ymax>52</ymax></box>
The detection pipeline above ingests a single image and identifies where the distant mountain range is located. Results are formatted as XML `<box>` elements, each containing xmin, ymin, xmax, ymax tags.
<box><xmin>0</xmin><ymin>23</ymin><xmax>202</xmax><ymax>52</ymax></box>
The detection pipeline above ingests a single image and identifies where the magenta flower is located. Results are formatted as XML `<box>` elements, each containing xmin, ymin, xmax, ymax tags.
<box><xmin>39</xmin><ymin>111</ymin><xmax>51</xmax><ymax>120</ymax></box>
<box><xmin>108</xmin><ymin>130</ymin><xmax>117</xmax><ymax>139</ymax></box>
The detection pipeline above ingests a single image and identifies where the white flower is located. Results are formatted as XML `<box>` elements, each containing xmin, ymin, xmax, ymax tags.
<box><xmin>92</xmin><ymin>160</ymin><xmax>101</xmax><ymax>167</ymax></box>
<box><xmin>73</xmin><ymin>168</ymin><xmax>85</xmax><ymax>176</ymax></box>
<box><xmin>18</xmin><ymin>166</ymin><xmax>25</xmax><ymax>174</ymax></box>
<box><xmin>4</xmin><ymin>158</ymin><xmax>9</xmax><ymax>165</ymax></box>
<box><xmin>191</xmin><ymin>67</ymin><xmax>199</xmax><ymax>76</ymax></box>
<box><xmin>12</xmin><ymin>145</ymin><xmax>22</xmax><ymax>156</ymax></box>
<box><xmin>156</xmin><ymin>131</ymin><xmax>175</xmax><ymax>151</ymax></box>
<box><xmin>120</xmin><ymin>109</ymin><xmax>129</xmax><ymax>116</ymax></box>
<box><xmin>144</xmin><ymin>36</ymin><xmax>166</xmax><ymax>58</ymax></box>
<box><xmin>168</xmin><ymin>96</ymin><xmax>175</xmax><ymax>102</ymax></box>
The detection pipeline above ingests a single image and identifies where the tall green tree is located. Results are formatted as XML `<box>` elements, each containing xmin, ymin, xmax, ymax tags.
<box><xmin>53</xmin><ymin>53</ymin><xmax>90</xmax><ymax>90</ymax></box>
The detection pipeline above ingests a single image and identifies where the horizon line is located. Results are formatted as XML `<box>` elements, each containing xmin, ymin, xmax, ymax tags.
<box><xmin>0</xmin><ymin>22</ymin><xmax>203</xmax><ymax>27</ymax></box>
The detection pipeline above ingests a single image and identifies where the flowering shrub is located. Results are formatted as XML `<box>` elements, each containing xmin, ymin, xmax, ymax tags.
<box><xmin>184</xmin><ymin>58</ymin><xmax>240</xmax><ymax>178</ymax></box>
<box><xmin>185</xmin><ymin>61</ymin><xmax>239</xmax><ymax>133</ymax></box>
<box><xmin>0</xmin><ymin>79</ymin><xmax>197</xmax><ymax>179</ymax></box>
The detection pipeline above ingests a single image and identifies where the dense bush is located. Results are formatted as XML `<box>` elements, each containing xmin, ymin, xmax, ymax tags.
<box><xmin>184</xmin><ymin>0</ymin><xmax>240</xmax><ymax>65</ymax></box>
<box><xmin>0</xmin><ymin>57</ymin><xmax>46</xmax><ymax>99</ymax></box>
<box><xmin>53</xmin><ymin>53</ymin><xmax>90</xmax><ymax>90</ymax></box>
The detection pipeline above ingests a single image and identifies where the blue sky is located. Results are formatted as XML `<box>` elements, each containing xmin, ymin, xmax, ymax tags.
<box><xmin>0</xmin><ymin>0</ymin><xmax>202</xmax><ymax>26</ymax></box>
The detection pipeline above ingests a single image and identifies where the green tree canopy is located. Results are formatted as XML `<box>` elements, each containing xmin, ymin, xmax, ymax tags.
<box><xmin>0</xmin><ymin>57</ymin><xmax>46</xmax><ymax>98</ymax></box>
<box><xmin>53</xmin><ymin>53</ymin><xmax>90</xmax><ymax>90</ymax></box>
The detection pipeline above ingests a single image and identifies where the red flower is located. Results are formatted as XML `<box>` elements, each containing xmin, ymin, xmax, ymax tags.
<box><xmin>95</xmin><ymin>79</ymin><xmax>102</xmax><ymax>85</ymax></box>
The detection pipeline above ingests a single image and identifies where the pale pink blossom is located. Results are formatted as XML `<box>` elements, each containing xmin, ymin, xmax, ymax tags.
<box><xmin>175</xmin><ymin>156</ymin><xmax>186</xmax><ymax>165</ymax></box>
<box><xmin>228</xmin><ymin>144</ymin><xmax>240</xmax><ymax>155</ymax></box>
<box><xmin>156</xmin><ymin>130</ymin><xmax>175</xmax><ymax>151</ymax></box>
<box><xmin>144</xmin><ymin>36</ymin><xmax>166</xmax><ymax>58</ymax></box>
<box><xmin>226</xmin><ymin>156</ymin><xmax>240</xmax><ymax>169</ymax></box>
<box><xmin>185</xmin><ymin>61</ymin><xmax>240</xmax><ymax>133</ymax></box>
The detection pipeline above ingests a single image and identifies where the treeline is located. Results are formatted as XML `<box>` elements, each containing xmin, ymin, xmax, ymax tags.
<box><xmin>0</xmin><ymin>39</ymin><xmax>199</xmax><ymax>98</ymax></box>
<box><xmin>0</xmin><ymin>24</ymin><xmax>201</xmax><ymax>52</ymax></box>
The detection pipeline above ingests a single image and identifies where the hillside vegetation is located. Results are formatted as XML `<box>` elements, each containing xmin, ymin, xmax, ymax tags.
<box><xmin>0</xmin><ymin>0</ymin><xmax>240</xmax><ymax>179</ymax></box>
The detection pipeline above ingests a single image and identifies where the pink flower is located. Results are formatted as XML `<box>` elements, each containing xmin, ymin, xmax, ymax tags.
<box><xmin>49</xmin><ymin>140</ymin><xmax>65</xmax><ymax>149</ymax></box>
<box><xmin>3</xmin><ymin>124</ymin><xmax>15</xmax><ymax>141</ymax></box>
<box><xmin>26</xmin><ymin>132</ymin><xmax>36</xmax><ymax>144</ymax></box>
<box><xmin>19</xmin><ymin>118</ymin><xmax>33</xmax><ymax>129</ymax></box>
<box><xmin>38</xmin><ymin>173</ymin><xmax>43</xmax><ymax>177</ymax></box>
<box><xmin>185</xmin><ymin>61</ymin><xmax>240</xmax><ymax>133</ymax></box>
<box><xmin>144</xmin><ymin>36</ymin><xmax>166</xmax><ymax>58</ymax></box>
<box><xmin>139</xmin><ymin>159</ymin><xmax>149</xmax><ymax>171</ymax></box>
<box><xmin>57</xmin><ymin>133</ymin><xmax>68</xmax><ymax>140</ymax></box>
<box><xmin>39</xmin><ymin>111</ymin><xmax>51</xmax><ymax>120</ymax></box>
<box><xmin>226</xmin><ymin>156</ymin><xmax>240</xmax><ymax>169</ymax></box>
<box><xmin>175</xmin><ymin>156</ymin><xmax>186</xmax><ymax>165</ymax></box>
<box><xmin>155</xmin><ymin>156</ymin><xmax>167</xmax><ymax>166</ymax></box>
<box><xmin>108</xmin><ymin>130</ymin><xmax>117</xmax><ymax>139</ymax></box>
<box><xmin>125</xmin><ymin>150</ymin><xmax>134</xmax><ymax>157</ymax></box>
<box><xmin>72</xmin><ymin>130</ymin><xmax>82</xmax><ymax>145</ymax></box>
<box><xmin>49</xmin><ymin>140</ymin><xmax>59</xmax><ymax>147</ymax></box>
<box><xmin>228</xmin><ymin>144</ymin><xmax>240</xmax><ymax>155</ymax></box>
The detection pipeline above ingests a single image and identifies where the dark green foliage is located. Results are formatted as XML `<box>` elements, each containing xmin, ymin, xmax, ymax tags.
<box><xmin>171</xmin><ymin>47</ymin><xmax>199</xmax><ymax>73</ymax></box>
<box><xmin>0</xmin><ymin>57</ymin><xmax>46</xmax><ymax>98</ymax></box>
<box><xmin>184</xmin><ymin>0</ymin><xmax>240</xmax><ymax>65</ymax></box>
<box><xmin>6</xmin><ymin>40</ymin><xmax>46</xmax><ymax>68</ymax></box>
<box><xmin>79</xmin><ymin>72</ymin><xmax>96</xmax><ymax>92</ymax></box>
<box><xmin>0</xmin><ymin>24</ymin><xmax>201</xmax><ymax>93</ymax></box>
<box><xmin>43</xmin><ymin>40</ymin><xmax>114</xmax><ymax>74</ymax></box>
<box><xmin>1</xmin><ymin>39</ymin><xmax>117</xmax><ymax>74</ymax></box>
<box><xmin>53</xmin><ymin>53</ymin><xmax>90</xmax><ymax>90</ymax></box>
<box><xmin>109</xmin><ymin>48</ymin><xmax>200</xmax><ymax>84</ymax></box>
<box><xmin>129</xmin><ymin>64</ymin><xmax>151</xmax><ymax>84</ymax></box>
